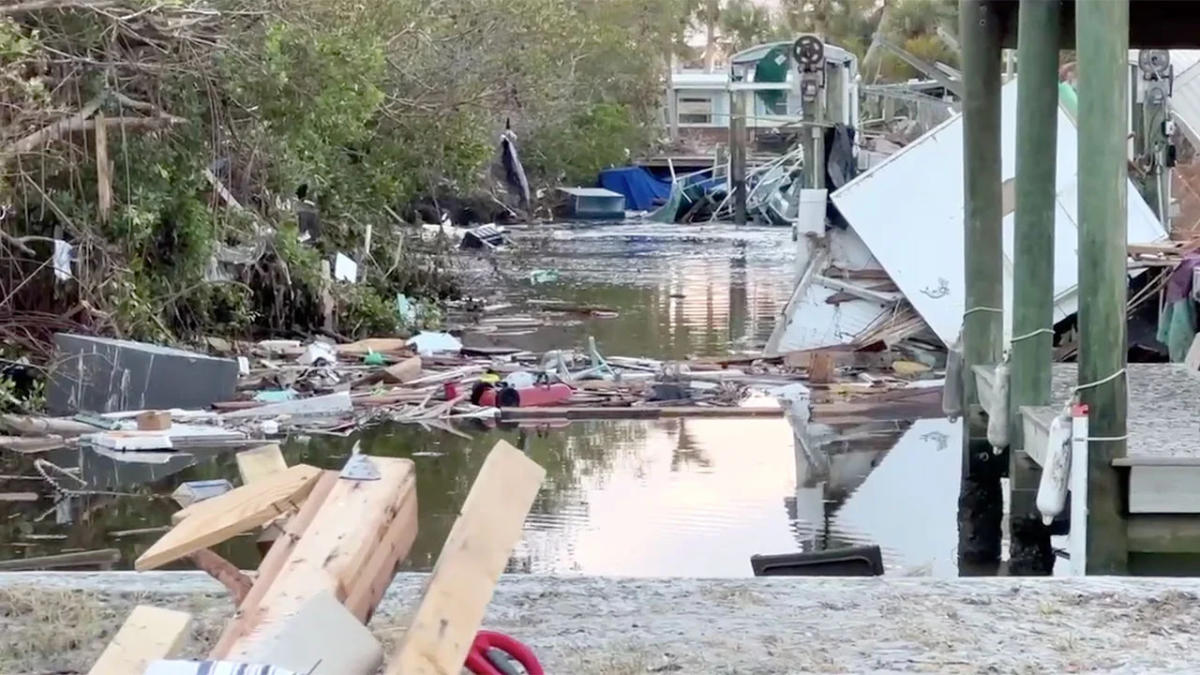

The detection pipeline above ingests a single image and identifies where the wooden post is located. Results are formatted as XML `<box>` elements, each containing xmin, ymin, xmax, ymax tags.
<box><xmin>1008</xmin><ymin>0</ymin><xmax>1060</xmax><ymax>575</ymax></box>
<box><xmin>95</xmin><ymin>110</ymin><xmax>111</xmax><ymax>223</ymax></box>
<box><xmin>730</xmin><ymin>88</ymin><xmax>748</xmax><ymax>225</ymax></box>
<box><xmin>1076</xmin><ymin>0</ymin><xmax>1129</xmax><ymax>574</ymax></box>
<box><xmin>957</xmin><ymin>0</ymin><xmax>1004</xmax><ymax>569</ymax></box>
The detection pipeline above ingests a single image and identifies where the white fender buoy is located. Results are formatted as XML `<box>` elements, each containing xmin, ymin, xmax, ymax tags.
<box><xmin>1036</xmin><ymin>409</ymin><xmax>1073</xmax><ymax>525</ymax></box>
<box><xmin>942</xmin><ymin>332</ymin><xmax>964</xmax><ymax>421</ymax></box>
<box><xmin>986</xmin><ymin>359</ymin><xmax>1010</xmax><ymax>452</ymax></box>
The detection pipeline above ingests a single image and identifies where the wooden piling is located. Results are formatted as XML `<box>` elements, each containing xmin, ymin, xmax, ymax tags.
<box><xmin>730</xmin><ymin>89</ymin><xmax>748</xmax><ymax>225</ymax></box>
<box><xmin>1076</xmin><ymin>0</ymin><xmax>1130</xmax><ymax>574</ymax></box>
<box><xmin>958</xmin><ymin>0</ymin><xmax>1005</xmax><ymax>567</ymax></box>
<box><xmin>1008</xmin><ymin>0</ymin><xmax>1060</xmax><ymax>575</ymax></box>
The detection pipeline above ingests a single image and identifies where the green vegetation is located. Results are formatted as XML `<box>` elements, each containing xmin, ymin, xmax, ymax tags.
<box><xmin>0</xmin><ymin>0</ymin><xmax>959</xmax><ymax>413</ymax></box>
<box><xmin>0</xmin><ymin>0</ymin><xmax>692</xmax><ymax>370</ymax></box>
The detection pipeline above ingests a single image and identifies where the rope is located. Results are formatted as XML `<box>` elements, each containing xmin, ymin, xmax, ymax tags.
<box><xmin>1070</xmin><ymin>368</ymin><xmax>1129</xmax><ymax>443</ymax></box>
<box><xmin>34</xmin><ymin>458</ymin><xmax>133</xmax><ymax>497</ymax></box>
<box><xmin>963</xmin><ymin>306</ymin><xmax>1003</xmax><ymax>318</ymax></box>
<box><xmin>1009</xmin><ymin>327</ymin><xmax>1054</xmax><ymax>344</ymax></box>
<box><xmin>1071</xmin><ymin>367</ymin><xmax>1126</xmax><ymax>395</ymax></box>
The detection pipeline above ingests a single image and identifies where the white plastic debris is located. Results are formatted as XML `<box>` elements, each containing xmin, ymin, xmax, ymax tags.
<box><xmin>504</xmin><ymin>371</ymin><xmax>536</xmax><ymax>388</ymax></box>
<box><xmin>334</xmin><ymin>252</ymin><xmax>358</xmax><ymax>282</ymax></box>
<box><xmin>407</xmin><ymin>331</ymin><xmax>462</xmax><ymax>356</ymax></box>
<box><xmin>298</xmin><ymin>341</ymin><xmax>337</xmax><ymax>366</ymax></box>
<box><xmin>260</xmin><ymin>419</ymin><xmax>280</xmax><ymax>435</ymax></box>
<box><xmin>237</xmin><ymin>356</ymin><xmax>250</xmax><ymax>376</ymax></box>
<box><xmin>52</xmin><ymin>239</ymin><xmax>73</xmax><ymax>281</ymax></box>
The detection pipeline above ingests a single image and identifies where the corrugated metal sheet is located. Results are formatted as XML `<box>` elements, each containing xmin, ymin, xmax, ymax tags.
<box><xmin>831</xmin><ymin>78</ymin><xmax>1166</xmax><ymax>348</ymax></box>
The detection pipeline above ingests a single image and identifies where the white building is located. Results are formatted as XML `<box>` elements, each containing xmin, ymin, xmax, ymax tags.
<box><xmin>665</xmin><ymin>41</ymin><xmax>859</xmax><ymax>149</ymax></box>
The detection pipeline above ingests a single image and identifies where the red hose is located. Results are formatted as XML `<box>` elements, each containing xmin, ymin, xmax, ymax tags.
<box><xmin>464</xmin><ymin>630</ymin><xmax>544</xmax><ymax>675</ymax></box>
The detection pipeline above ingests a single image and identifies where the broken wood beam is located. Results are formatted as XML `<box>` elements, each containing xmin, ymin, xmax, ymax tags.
<box><xmin>385</xmin><ymin>441</ymin><xmax>544</xmax><ymax>675</ymax></box>
<box><xmin>189</xmin><ymin>548</ymin><xmax>253</xmax><ymax>606</ymax></box>
<box><xmin>217</xmin><ymin>458</ymin><xmax>418</xmax><ymax>661</ymax></box>
<box><xmin>88</xmin><ymin>605</ymin><xmax>191</xmax><ymax>675</ymax></box>
<box><xmin>209</xmin><ymin>470</ymin><xmax>339</xmax><ymax>657</ymax></box>
<box><xmin>138</xmin><ymin>464</ymin><xmax>322</xmax><ymax>570</ymax></box>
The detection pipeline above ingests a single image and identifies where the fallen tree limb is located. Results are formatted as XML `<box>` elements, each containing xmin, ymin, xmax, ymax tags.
<box><xmin>0</xmin><ymin>0</ymin><xmax>118</xmax><ymax>14</ymax></box>
<box><xmin>4</xmin><ymin>94</ymin><xmax>104</xmax><ymax>155</ymax></box>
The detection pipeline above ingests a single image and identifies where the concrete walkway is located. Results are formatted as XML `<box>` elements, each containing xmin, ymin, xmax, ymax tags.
<box><xmin>3</xmin><ymin>573</ymin><xmax>1200</xmax><ymax>673</ymax></box>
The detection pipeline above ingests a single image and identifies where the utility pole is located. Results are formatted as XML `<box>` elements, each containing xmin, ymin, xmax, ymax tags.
<box><xmin>1077</xmin><ymin>0</ymin><xmax>1130</xmax><ymax>574</ymax></box>
<box><xmin>1009</xmin><ymin>0</ymin><xmax>1060</xmax><ymax>575</ymax></box>
<box><xmin>958</xmin><ymin>0</ymin><xmax>1004</xmax><ymax>570</ymax></box>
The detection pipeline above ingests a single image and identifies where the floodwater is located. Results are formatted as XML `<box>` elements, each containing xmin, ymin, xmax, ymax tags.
<box><xmin>0</xmin><ymin>221</ymin><xmax>970</xmax><ymax>577</ymax></box>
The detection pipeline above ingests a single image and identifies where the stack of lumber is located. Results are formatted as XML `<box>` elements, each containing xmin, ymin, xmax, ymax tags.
<box><xmin>88</xmin><ymin>440</ymin><xmax>545</xmax><ymax>675</ymax></box>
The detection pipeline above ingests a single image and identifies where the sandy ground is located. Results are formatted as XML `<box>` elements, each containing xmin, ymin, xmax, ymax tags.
<box><xmin>3</xmin><ymin>572</ymin><xmax>1200</xmax><ymax>673</ymax></box>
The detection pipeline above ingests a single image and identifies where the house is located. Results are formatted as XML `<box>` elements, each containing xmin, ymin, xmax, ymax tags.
<box><xmin>663</xmin><ymin>41</ymin><xmax>859</xmax><ymax>154</ymax></box>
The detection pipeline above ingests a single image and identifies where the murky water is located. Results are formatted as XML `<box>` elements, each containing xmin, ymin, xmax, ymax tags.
<box><xmin>462</xmin><ymin>222</ymin><xmax>797</xmax><ymax>359</ymax></box>
<box><xmin>0</xmin><ymin>221</ymin><xmax>972</xmax><ymax>577</ymax></box>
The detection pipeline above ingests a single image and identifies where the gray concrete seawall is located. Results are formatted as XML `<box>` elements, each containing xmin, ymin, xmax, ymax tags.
<box><xmin>3</xmin><ymin>573</ymin><xmax>1200</xmax><ymax>673</ymax></box>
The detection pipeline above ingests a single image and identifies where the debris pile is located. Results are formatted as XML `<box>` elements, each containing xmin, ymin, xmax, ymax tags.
<box><xmin>85</xmin><ymin>440</ymin><xmax>545</xmax><ymax>675</ymax></box>
<box><xmin>0</xmin><ymin>329</ymin><xmax>945</xmax><ymax>465</ymax></box>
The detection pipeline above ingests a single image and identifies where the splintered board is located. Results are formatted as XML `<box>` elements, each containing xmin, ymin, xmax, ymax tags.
<box><xmin>136</xmin><ymin>464</ymin><xmax>322</xmax><ymax>570</ymax></box>
<box><xmin>88</xmin><ymin>605</ymin><xmax>191</xmax><ymax>675</ymax></box>
<box><xmin>385</xmin><ymin>441</ymin><xmax>544</xmax><ymax>675</ymax></box>
<box><xmin>218</xmin><ymin>457</ymin><xmax>418</xmax><ymax>661</ymax></box>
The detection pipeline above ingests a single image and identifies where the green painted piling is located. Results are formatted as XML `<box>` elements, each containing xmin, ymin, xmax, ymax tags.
<box><xmin>1008</xmin><ymin>0</ymin><xmax>1060</xmax><ymax>575</ymax></box>
<box><xmin>730</xmin><ymin>90</ymin><xmax>748</xmax><ymax>225</ymax></box>
<box><xmin>1077</xmin><ymin>0</ymin><xmax>1130</xmax><ymax>574</ymax></box>
<box><xmin>958</xmin><ymin>0</ymin><xmax>1004</xmax><ymax>566</ymax></box>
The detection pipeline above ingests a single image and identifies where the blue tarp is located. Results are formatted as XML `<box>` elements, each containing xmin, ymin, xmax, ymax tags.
<box><xmin>598</xmin><ymin>166</ymin><xmax>671</xmax><ymax>211</ymax></box>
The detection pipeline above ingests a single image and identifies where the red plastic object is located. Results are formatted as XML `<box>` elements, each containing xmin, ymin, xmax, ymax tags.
<box><xmin>465</xmin><ymin>630</ymin><xmax>544</xmax><ymax>675</ymax></box>
<box><xmin>476</xmin><ymin>382</ymin><xmax>573</xmax><ymax>408</ymax></box>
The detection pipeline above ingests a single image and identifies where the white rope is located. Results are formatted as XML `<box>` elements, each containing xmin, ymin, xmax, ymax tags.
<box><xmin>1009</xmin><ymin>327</ymin><xmax>1054</xmax><ymax>344</ymax></box>
<box><xmin>1071</xmin><ymin>368</ymin><xmax>1129</xmax><ymax>443</ymax></box>
<box><xmin>963</xmin><ymin>306</ymin><xmax>1004</xmax><ymax>318</ymax></box>
<box><xmin>1072</xmin><ymin>367</ymin><xmax>1126</xmax><ymax>395</ymax></box>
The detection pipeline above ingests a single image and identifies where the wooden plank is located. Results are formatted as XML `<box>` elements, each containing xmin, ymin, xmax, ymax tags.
<box><xmin>808</xmin><ymin>351</ymin><xmax>836</xmax><ymax>384</ymax></box>
<box><xmin>210</xmin><ymin>470</ymin><xmax>339</xmax><ymax>658</ymax></box>
<box><xmin>1129</xmin><ymin>465</ymin><xmax>1200</xmax><ymax>513</ymax></box>
<box><xmin>88</xmin><ymin>605</ymin><xmax>191</xmax><ymax>675</ymax></box>
<box><xmin>386</xmin><ymin>441</ymin><xmax>544</xmax><ymax>675</ymax></box>
<box><xmin>236</xmin><ymin>444</ymin><xmax>287</xmax><ymax>485</ymax></box>
<box><xmin>0</xmin><ymin>548</ymin><xmax>119</xmax><ymax>571</ymax></box>
<box><xmin>189</xmin><ymin>549</ymin><xmax>252</xmax><ymax>605</ymax></box>
<box><xmin>344</xmin><ymin>480</ymin><xmax>419</xmax><ymax>623</ymax></box>
<box><xmin>136</xmin><ymin>464</ymin><xmax>321</xmax><ymax>571</ymax></box>
<box><xmin>220</xmin><ymin>458</ymin><xmax>416</xmax><ymax>661</ymax></box>
<box><xmin>95</xmin><ymin>110</ymin><xmax>111</xmax><ymax>223</ymax></box>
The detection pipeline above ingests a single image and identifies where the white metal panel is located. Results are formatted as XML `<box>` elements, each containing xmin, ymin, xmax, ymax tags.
<box><xmin>1170</xmin><ymin>52</ymin><xmax>1200</xmax><ymax>147</ymax></box>
<box><xmin>768</xmin><ymin>281</ymin><xmax>892</xmax><ymax>354</ymax></box>
<box><xmin>831</xmin><ymin>78</ymin><xmax>1166</xmax><ymax>347</ymax></box>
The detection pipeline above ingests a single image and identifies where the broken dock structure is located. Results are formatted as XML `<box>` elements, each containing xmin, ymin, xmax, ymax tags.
<box><xmin>960</xmin><ymin>0</ymin><xmax>1200</xmax><ymax>575</ymax></box>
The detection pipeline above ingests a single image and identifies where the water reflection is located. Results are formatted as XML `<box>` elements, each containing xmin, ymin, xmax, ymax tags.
<box><xmin>467</xmin><ymin>223</ymin><xmax>795</xmax><ymax>360</ymax></box>
<box><xmin>0</xmin><ymin>416</ymin><xmax>974</xmax><ymax>578</ymax></box>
